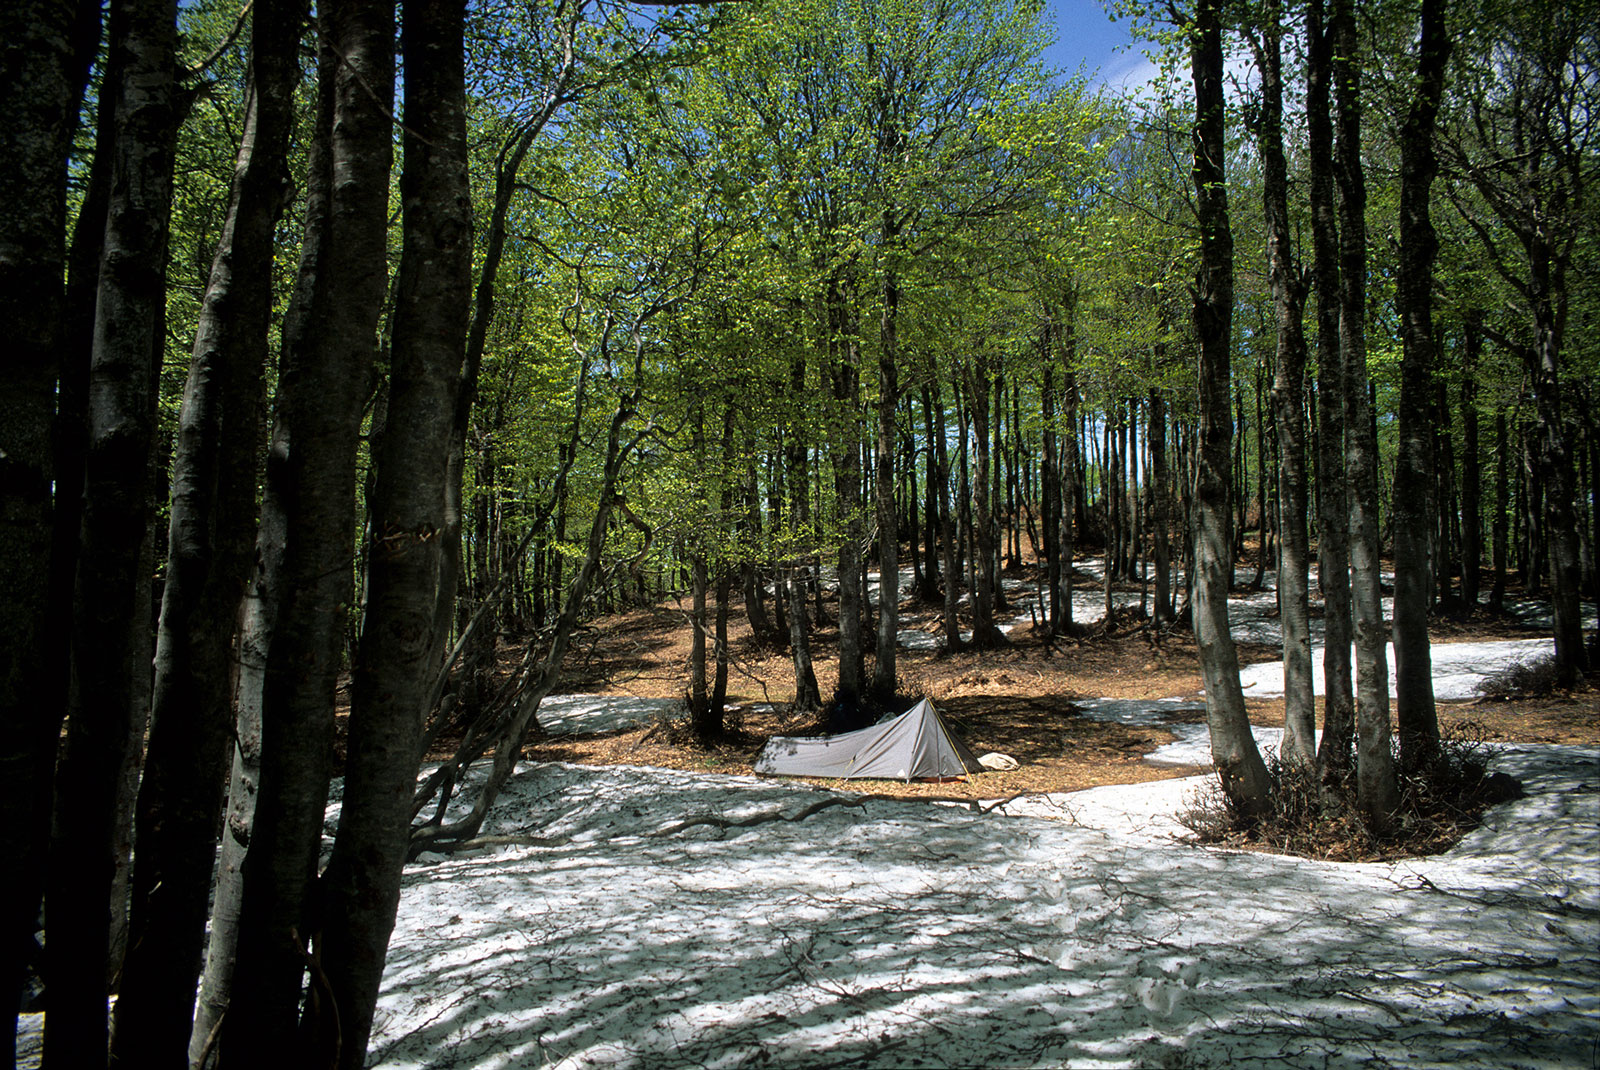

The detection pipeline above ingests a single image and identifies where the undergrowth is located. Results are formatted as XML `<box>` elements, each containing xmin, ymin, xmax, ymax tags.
<box><xmin>1475</xmin><ymin>631</ymin><xmax>1600</xmax><ymax>699</ymax></box>
<box><xmin>1177</xmin><ymin>721</ymin><xmax>1523</xmax><ymax>862</ymax></box>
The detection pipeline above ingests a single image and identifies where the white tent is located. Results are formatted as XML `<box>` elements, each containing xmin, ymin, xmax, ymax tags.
<box><xmin>754</xmin><ymin>699</ymin><xmax>982</xmax><ymax>781</ymax></box>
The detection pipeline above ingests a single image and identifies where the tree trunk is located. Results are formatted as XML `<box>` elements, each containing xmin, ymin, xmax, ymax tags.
<box><xmin>1042</xmin><ymin>344</ymin><xmax>1060</xmax><ymax>629</ymax></box>
<box><xmin>221</xmin><ymin>0</ymin><xmax>394</xmax><ymax>1056</ymax></box>
<box><xmin>1335</xmin><ymin>0</ymin><xmax>1398</xmax><ymax>824</ymax></box>
<box><xmin>968</xmin><ymin>358</ymin><xmax>1004</xmax><ymax>648</ymax></box>
<box><xmin>1307</xmin><ymin>0</ymin><xmax>1354</xmax><ymax>781</ymax></box>
<box><xmin>919</xmin><ymin>387</ymin><xmax>941</xmax><ymax>601</ymax></box>
<box><xmin>1150</xmin><ymin>386</ymin><xmax>1171</xmax><ymax>625</ymax></box>
<box><xmin>1253</xmin><ymin>3</ymin><xmax>1317</xmax><ymax>765</ymax></box>
<box><xmin>190</xmin><ymin>51</ymin><xmax>327</xmax><ymax>1057</ymax></box>
<box><xmin>1460</xmin><ymin>312</ymin><xmax>1482</xmax><ymax>608</ymax></box>
<box><xmin>1491</xmin><ymin>410</ymin><xmax>1509</xmax><ymax>610</ymax></box>
<box><xmin>712</xmin><ymin>412</ymin><xmax>734</xmax><ymax>722</ymax></box>
<box><xmin>873</xmin><ymin>245</ymin><xmax>900</xmax><ymax>698</ymax></box>
<box><xmin>110</xmin><ymin>1</ymin><xmax>303</xmax><ymax>1058</ymax></box>
<box><xmin>1057</xmin><ymin>306</ymin><xmax>1078</xmax><ymax>634</ymax></box>
<box><xmin>1508</xmin><ymin>206</ymin><xmax>1587</xmax><ymax>680</ymax></box>
<box><xmin>44</xmin><ymin>0</ymin><xmax>179</xmax><ymax>1058</ymax></box>
<box><xmin>315</xmin><ymin>0</ymin><xmax>469</xmax><ymax>1060</ymax></box>
<box><xmin>108</xmin><ymin>515</ymin><xmax>156</xmax><ymax>993</ymax></box>
<box><xmin>0</xmin><ymin>0</ymin><xmax>99</xmax><ymax>1052</ymax></box>
<box><xmin>1392</xmin><ymin>0</ymin><xmax>1449</xmax><ymax>772</ymax></box>
<box><xmin>1188</xmin><ymin>0</ymin><xmax>1270</xmax><ymax>816</ymax></box>
<box><xmin>829</xmin><ymin>285</ymin><xmax>865</xmax><ymax>702</ymax></box>
<box><xmin>785</xmin><ymin>362</ymin><xmax>822</xmax><ymax>711</ymax></box>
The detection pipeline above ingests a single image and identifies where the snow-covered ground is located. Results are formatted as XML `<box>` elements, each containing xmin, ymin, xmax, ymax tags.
<box><xmin>1238</xmin><ymin>637</ymin><xmax>1558</xmax><ymax>702</ymax></box>
<box><xmin>17</xmin><ymin>573</ymin><xmax>1595</xmax><ymax>1068</ymax></box>
<box><xmin>355</xmin><ymin>743</ymin><xmax>1598</xmax><ymax>1069</ymax></box>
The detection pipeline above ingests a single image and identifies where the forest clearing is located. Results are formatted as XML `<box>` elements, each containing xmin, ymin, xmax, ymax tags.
<box><xmin>4</xmin><ymin>0</ymin><xmax>1599</xmax><ymax>1065</ymax></box>
<box><xmin>16</xmin><ymin>559</ymin><xmax>1600</xmax><ymax>1068</ymax></box>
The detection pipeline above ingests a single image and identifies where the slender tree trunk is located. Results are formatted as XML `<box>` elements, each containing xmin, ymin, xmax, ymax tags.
<box><xmin>0</xmin><ymin>0</ymin><xmax>100</xmax><ymax>1052</ymax></box>
<box><xmin>712</xmin><ymin>410</ymin><xmax>735</xmax><ymax>720</ymax></box>
<box><xmin>315</xmin><ymin>1</ymin><xmax>469</xmax><ymax>1060</ymax></box>
<box><xmin>1491</xmin><ymin>410</ymin><xmax>1509</xmax><ymax>610</ymax></box>
<box><xmin>110</xmin><ymin>2</ymin><xmax>303</xmax><ymax>1059</ymax></box>
<box><xmin>1150</xmin><ymin>386</ymin><xmax>1171</xmax><ymax>625</ymax></box>
<box><xmin>221</xmin><ymin>0</ymin><xmax>394</xmax><ymax>1056</ymax></box>
<box><xmin>1525</xmin><ymin>276</ymin><xmax>1588</xmax><ymax>682</ymax></box>
<box><xmin>968</xmin><ymin>358</ymin><xmax>1004</xmax><ymax>648</ymax></box>
<box><xmin>1435</xmin><ymin>377</ymin><xmax>1458</xmax><ymax>604</ymax></box>
<box><xmin>44</xmin><ymin>0</ymin><xmax>179</xmax><ymax>1058</ymax></box>
<box><xmin>1253</xmin><ymin>4</ymin><xmax>1316</xmax><ymax>765</ymax></box>
<box><xmin>1235</xmin><ymin>384</ymin><xmax>1248</xmax><ymax>560</ymax></box>
<box><xmin>873</xmin><ymin>247</ymin><xmax>900</xmax><ymax>697</ymax></box>
<box><xmin>1254</xmin><ymin>367</ymin><xmax>1270</xmax><ymax>588</ymax></box>
<box><xmin>742</xmin><ymin>432</ymin><xmax>776</xmax><ymax>646</ymax></box>
<box><xmin>1307</xmin><ymin>0</ymin><xmax>1354</xmax><ymax>780</ymax></box>
<box><xmin>191</xmin><ymin>41</ymin><xmax>329</xmax><ymax>1053</ymax></box>
<box><xmin>1392</xmin><ymin>0</ymin><xmax>1449</xmax><ymax>772</ymax></box>
<box><xmin>993</xmin><ymin>370</ymin><xmax>1008</xmax><ymax>610</ymax></box>
<box><xmin>785</xmin><ymin>364</ymin><xmax>821</xmax><ymax>711</ymax></box>
<box><xmin>1058</xmin><ymin>306</ymin><xmax>1079</xmax><ymax>633</ymax></box>
<box><xmin>920</xmin><ymin>387</ymin><xmax>941</xmax><ymax>601</ymax></box>
<box><xmin>1188</xmin><ymin>0</ymin><xmax>1270</xmax><ymax>815</ymax></box>
<box><xmin>1042</xmin><ymin>345</ymin><xmax>1061</xmax><ymax>628</ymax></box>
<box><xmin>1335</xmin><ymin>0</ymin><xmax>1398</xmax><ymax>823</ymax></box>
<box><xmin>1460</xmin><ymin>312</ymin><xmax>1482</xmax><ymax>608</ymax></box>
<box><xmin>108</xmin><ymin>514</ymin><xmax>156</xmax><ymax>994</ymax></box>
<box><xmin>829</xmin><ymin>286</ymin><xmax>865</xmax><ymax>702</ymax></box>
<box><xmin>927</xmin><ymin>385</ymin><xmax>962</xmax><ymax>650</ymax></box>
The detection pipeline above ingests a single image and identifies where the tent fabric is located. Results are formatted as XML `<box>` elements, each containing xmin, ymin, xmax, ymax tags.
<box><xmin>754</xmin><ymin>699</ymin><xmax>982</xmax><ymax>781</ymax></box>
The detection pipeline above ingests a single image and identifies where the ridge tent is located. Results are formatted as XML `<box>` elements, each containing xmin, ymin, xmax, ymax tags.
<box><xmin>754</xmin><ymin>699</ymin><xmax>982</xmax><ymax>781</ymax></box>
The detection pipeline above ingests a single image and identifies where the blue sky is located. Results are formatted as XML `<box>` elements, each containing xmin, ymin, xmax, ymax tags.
<box><xmin>1040</xmin><ymin>0</ymin><xmax>1160</xmax><ymax>92</ymax></box>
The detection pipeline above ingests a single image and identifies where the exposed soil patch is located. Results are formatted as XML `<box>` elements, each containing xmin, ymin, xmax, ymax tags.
<box><xmin>470</xmin><ymin>563</ymin><xmax>1599</xmax><ymax>804</ymax></box>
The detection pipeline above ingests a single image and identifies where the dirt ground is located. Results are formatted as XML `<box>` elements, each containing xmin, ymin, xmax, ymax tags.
<box><xmin>498</xmin><ymin>563</ymin><xmax>1600</xmax><ymax>803</ymax></box>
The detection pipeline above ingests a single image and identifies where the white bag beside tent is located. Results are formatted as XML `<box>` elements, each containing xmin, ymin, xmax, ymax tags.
<box><xmin>754</xmin><ymin>699</ymin><xmax>982</xmax><ymax>781</ymax></box>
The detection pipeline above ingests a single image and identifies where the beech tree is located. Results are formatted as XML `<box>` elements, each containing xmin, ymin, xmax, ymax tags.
<box><xmin>109</xmin><ymin>1</ymin><xmax>306</xmax><ymax>1061</ymax></box>
<box><xmin>1243</xmin><ymin>0</ymin><xmax>1316</xmax><ymax>767</ymax></box>
<box><xmin>45</xmin><ymin>0</ymin><xmax>182</xmax><ymax>1060</ymax></box>
<box><xmin>1391</xmin><ymin>0</ymin><xmax>1450</xmax><ymax>773</ymax></box>
<box><xmin>1181</xmin><ymin>0</ymin><xmax>1271</xmax><ymax>815</ymax></box>
<box><xmin>0</xmin><ymin>0</ymin><xmax>99</xmax><ymax>1057</ymax></box>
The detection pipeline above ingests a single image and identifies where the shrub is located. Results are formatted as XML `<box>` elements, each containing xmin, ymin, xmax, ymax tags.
<box><xmin>1176</xmin><ymin>722</ymin><xmax>1521</xmax><ymax>862</ymax></box>
<box><xmin>1475</xmin><ymin>653</ymin><xmax>1563</xmax><ymax>699</ymax></box>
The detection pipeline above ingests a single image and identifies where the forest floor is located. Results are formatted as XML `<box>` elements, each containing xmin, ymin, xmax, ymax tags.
<box><xmin>500</xmin><ymin>554</ymin><xmax>1600</xmax><ymax>804</ymax></box>
<box><xmin>18</xmin><ymin>555</ymin><xmax>1600</xmax><ymax>1070</ymax></box>
<box><xmin>348</xmin><ymin>555</ymin><xmax>1599</xmax><ymax>1068</ymax></box>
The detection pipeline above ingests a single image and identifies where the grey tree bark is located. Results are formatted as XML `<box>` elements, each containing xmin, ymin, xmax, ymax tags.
<box><xmin>829</xmin><ymin>283</ymin><xmax>866</xmax><ymax>701</ymax></box>
<box><xmin>1459</xmin><ymin>313</ymin><xmax>1482</xmax><ymax>608</ymax></box>
<box><xmin>1186</xmin><ymin>0</ymin><xmax>1271</xmax><ymax>815</ymax></box>
<box><xmin>1056</xmin><ymin>307</ymin><xmax>1079</xmax><ymax>635</ymax></box>
<box><xmin>967</xmin><ymin>357</ymin><xmax>1006</xmax><ymax>649</ymax></box>
<box><xmin>110</xmin><ymin>1</ymin><xmax>305</xmax><ymax>1060</ymax></box>
<box><xmin>220</xmin><ymin>0</ymin><xmax>395</xmax><ymax>1056</ymax></box>
<box><xmin>1307</xmin><ymin>0</ymin><xmax>1355</xmax><ymax>781</ymax></box>
<box><xmin>1392</xmin><ymin>0</ymin><xmax>1450</xmax><ymax>772</ymax></box>
<box><xmin>189</xmin><ymin>26</ymin><xmax>336</xmax><ymax>1058</ymax></box>
<box><xmin>873</xmin><ymin>250</ymin><xmax>901</xmax><ymax>698</ymax></box>
<box><xmin>1334</xmin><ymin>0</ymin><xmax>1399</xmax><ymax>825</ymax></box>
<box><xmin>44</xmin><ymin>0</ymin><xmax>180</xmax><ymax>1059</ymax></box>
<box><xmin>314</xmin><ymin>0</ymin><xmax>470</xmax><ymax>1061</ymax></box>
<box><xmin>1250</xmin><ymin>2</ymin><xmax>1317</xmax><ymax>766</ymax></box>
<box><xmin>0</xmin><ymin>0</ymin><xmax>99</xmax><ymax>1054</ymax></box>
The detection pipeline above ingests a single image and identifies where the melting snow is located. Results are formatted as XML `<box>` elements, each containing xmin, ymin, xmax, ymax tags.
<box><xmin>358</xmin><ymin>745</ymin><xmax>1597</xmax><ymax>1069</ymax></box>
